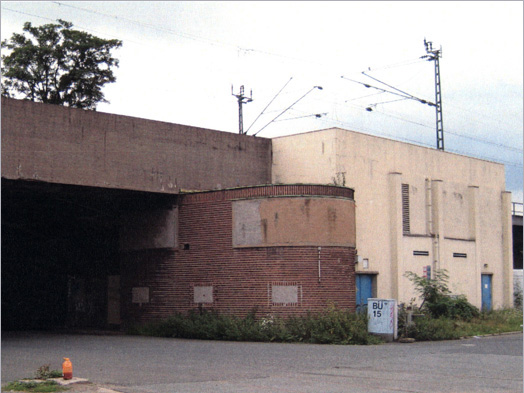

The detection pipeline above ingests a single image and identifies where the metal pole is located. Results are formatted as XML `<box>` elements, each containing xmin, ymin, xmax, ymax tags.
<box><xmin>232</xmin><ymin>85</ymin><xmax>253</xmax><ymax>134</ymax></box>
<box><xmin>423</xmin><ymin>39</ymin><xmax>444</xmax><ymax>150</ymax></box>
<box><xmin>434</xmin><ymin>54</ymin><xmax>444</xmax><ymax>150</ymax></box>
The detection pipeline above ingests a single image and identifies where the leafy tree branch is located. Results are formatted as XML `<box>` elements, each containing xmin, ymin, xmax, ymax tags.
<box><xmin>1</xmin><ymin>20</ymin><xmax>122</xmax><ymax>110</ymax></box>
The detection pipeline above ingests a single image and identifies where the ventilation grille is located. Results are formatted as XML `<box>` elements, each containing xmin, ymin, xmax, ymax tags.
<box><xmin>402</xmin><ymin>184</ymin><xmax>410</xmax><ymax>234</ymax></box>
<box><xmin>453</xmin><ymin>253</ymin><xmax>467</xmax><ymax>258</ymax></box>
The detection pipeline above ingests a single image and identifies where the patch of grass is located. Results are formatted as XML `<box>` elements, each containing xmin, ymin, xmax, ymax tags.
<box><xmin>2</xmin><ymin>381</ymin><xmax>68</xmax><ymax>392</ymax></box>
<box><xmin>128</xmin><ymin>306</ymin><xmax>383</xmax><ymax>345</ymax></box>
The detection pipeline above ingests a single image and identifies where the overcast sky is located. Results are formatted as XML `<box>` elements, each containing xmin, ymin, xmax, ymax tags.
<box><xmin>1</xmin><ymin>1</ymin><xmax>522</xmax><ymax>202</ymax></box>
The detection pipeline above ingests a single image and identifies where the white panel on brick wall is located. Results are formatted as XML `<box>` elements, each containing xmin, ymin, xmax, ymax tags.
<box><xmin>194</xmin><ymin>286</ymin><xmax>213</xmax><ymax>303</ymax></box>
<box><xmin>272</xmin><ymin>284</ymin><xmax>299</xmax><ymax>305</ymax></box>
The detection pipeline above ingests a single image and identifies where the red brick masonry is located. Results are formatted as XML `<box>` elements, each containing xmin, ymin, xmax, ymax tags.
<box><xmin>121</xmin><ymin>185</ymin><xmax>356</xmax><ymax>324</ymax></box>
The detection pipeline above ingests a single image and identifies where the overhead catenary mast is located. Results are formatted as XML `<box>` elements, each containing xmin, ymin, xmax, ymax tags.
<box><xmin>232</xmin><ymin>85</ymin><xmax>253</xmax><ymax>135</ymax></box>
<box><xmin>422</xmin><ymin>39</ymin><xmax>444</xmax><ymax>150</ymax></box>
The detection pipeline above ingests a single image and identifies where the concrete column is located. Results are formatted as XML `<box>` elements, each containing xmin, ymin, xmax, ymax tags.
<box><xmin>388</xmin><ymin>172</ymin><xmax>403</xmax><ymax>300</ymax></box>
<box><xmin>431</xmin><ymin>180</ymin><xmax>444</xmax><ymax>273</ymax></box>
<box><xmin>502</xmin><ymin>191</ymin><xmax>514</xmax><ymax>308</ymax></box>
<box><xmin>468</xmin><ymin>186</ymin><xmax>481</xmax><ymax>306</ymax></box>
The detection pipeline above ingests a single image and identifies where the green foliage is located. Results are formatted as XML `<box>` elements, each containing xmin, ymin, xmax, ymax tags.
<box><xmin>2</xmin><ymin>381</ymin><xmax>67</xmax><ymax>392</ymax></box>
<box><xmin>404</xmin><ymin>269</ymin><xmax>479</xmax><ymax>320</ymax></box>
<box><xmin>1</xmin><ymin>20</ymin><xmax>122</xmax><ymax>109</ymax></box>
<box><xmin>404</xmin><ymin>269</ymin><xmax>451</xmax><ymax>307</ymax></box>
<box><xmin>405</xmin><ymin>316</ymin><xmax>462</xmax><ymax>341</ymax></box>
<box><xmin>399</xmin><ymin>269</ymin><xmax>519</xmax><ymax>341</ymax></box>
<box><xmin>404</xmin><ymin>309</ymin><xmax>523</xmax><ymax>341</ymax></box>
<box><xmin>514</xmin><ymin>285</ymin><xmax>523</xmax><ymax>310</ymax></box>
<box><xmin>35</xmin><ymin>365</ymin><xmax>62</xmax><ymax>380</ymax></box>
<box><xmin>128</xmin><ymin>307</ymin><xmax>383</xmax><ymax>345</ymax></box>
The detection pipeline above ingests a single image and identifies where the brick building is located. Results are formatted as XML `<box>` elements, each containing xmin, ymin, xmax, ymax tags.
<box><xmin>120</xmin><ymin>185</ymin><xmax>356</xmax><ymax>325</ymax></box>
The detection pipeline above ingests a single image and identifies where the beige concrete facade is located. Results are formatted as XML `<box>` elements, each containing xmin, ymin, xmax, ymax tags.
<box><xmin>272</xmin><ymin>128</ymin><xmax>513</xmax><ymax>309</ymax></box>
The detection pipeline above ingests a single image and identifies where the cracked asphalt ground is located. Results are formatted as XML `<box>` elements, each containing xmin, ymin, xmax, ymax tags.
<box><xmin>2</xmin><ymin>332</ymin><xmax>522</xmax><ymax>392</ymax></box>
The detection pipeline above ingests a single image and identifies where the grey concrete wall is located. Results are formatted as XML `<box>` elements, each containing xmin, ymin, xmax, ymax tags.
<box><xmin>119</xmin><ymin>207</ymin><xmax>178</xmax><ymax>251</ymax></box>
<box><xmin>1</xmin><ymin>97</ymin><xmax>272</xmax><ymax>193</ymax></box>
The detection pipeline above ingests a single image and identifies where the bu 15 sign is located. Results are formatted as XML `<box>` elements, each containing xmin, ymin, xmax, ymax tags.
<box><xmin>367</xmin><ymin>298</ymin><xmax>397</xmax><ymax>340</ymax></box>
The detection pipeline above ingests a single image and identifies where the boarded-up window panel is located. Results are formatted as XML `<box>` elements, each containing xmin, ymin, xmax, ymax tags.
<box><xmin>402</xmin><ymin>184</ymin><xmax>410</xmax><ymax>234</ymax></box>
<box><xmin>194</xmin><ymin>286</ymin><xmax>213</xmax><ymax>304</ymax></box>
<box><xmin>270</xmin><ymin>283</ymin><xmax>301</xmax><ymax>306</ymax></box>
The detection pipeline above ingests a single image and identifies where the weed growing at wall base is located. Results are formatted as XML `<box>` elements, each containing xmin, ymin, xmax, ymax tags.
<box><xmin>128</xmin><ymin>307</ymin><xmax>383</xmax><ymax>345</ymax></box>
<box><xmin>402</xmin><ymin>309</ymin><xmax>523</xmax><ymax>341</ymax></box>
<box><xmin>401</xmin><ymin>269</ymin><xmax>522</xmax><ymax>341</ymax></box>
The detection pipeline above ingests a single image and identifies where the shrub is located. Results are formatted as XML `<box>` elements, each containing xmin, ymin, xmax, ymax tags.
<box><xmin>404</xmin><ymin>269</ymin><xmax>479</xmax><ymax>320</ymax></box>
<box><xmin>426</xmin><ymin>295</ymin><xmax>480</xmax><ymax>321</ymax></box>
<box><xmin>128</xmin><ymin>307</ymin><xmax>383</xmax><ymax>345</ymax></box>
<box><xmin>406</xmin><ymin>316</ymin><xmax>462</xmax><ymax>341</ymax></box>
<box><xmin>35</xmin><ymin>364</ymin><xmax>62</xmax><ymax>380</ymax></box>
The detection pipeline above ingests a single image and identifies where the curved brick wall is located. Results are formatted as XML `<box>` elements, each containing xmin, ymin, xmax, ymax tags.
<box><xmin>121</xmin><ymin>185</ymin><xmax>356</xmax><ymax>324</ymax></box>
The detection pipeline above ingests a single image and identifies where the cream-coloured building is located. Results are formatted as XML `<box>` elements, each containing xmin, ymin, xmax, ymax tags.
<box><xmin>272</xmin><ymin>127</ymin><xmax>513</xmax><ymax>310</ymax></box>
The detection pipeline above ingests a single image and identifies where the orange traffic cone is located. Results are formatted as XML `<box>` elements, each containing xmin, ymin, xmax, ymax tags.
<box><xmin>62</xmin><ymin>358</ymin><xmax>73</xmax><ymax>380</ymax></box>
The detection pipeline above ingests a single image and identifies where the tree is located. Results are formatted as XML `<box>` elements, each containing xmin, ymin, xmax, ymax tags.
<box><xmin>1</xmin><ymin>20</ymin><xmax>122</xmax><ymax>110</ymax></box>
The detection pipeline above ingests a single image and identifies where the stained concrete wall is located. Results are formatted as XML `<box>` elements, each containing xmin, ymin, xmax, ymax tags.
<box><xmin>1</xmin><ymin>97</ymin><xmax>272</xmax><ymax>193</ymax></box>
<box><xmin>232</xmin><ymin>197</ymin><xmax>356</xmax><ymax>248</ymax></box>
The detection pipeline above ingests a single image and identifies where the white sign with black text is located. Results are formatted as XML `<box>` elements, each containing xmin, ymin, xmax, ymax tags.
<box><xmin>367</xmin><ymin>298</ymin><xmax>397</xmax><ymax>340</ymax></box>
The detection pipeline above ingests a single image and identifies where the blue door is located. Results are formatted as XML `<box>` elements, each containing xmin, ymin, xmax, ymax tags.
<box><xmin>481</xmin><ymin>274</ymin><xmax>492</xmax><ymax>311</ymax></box>
<box><xmin>356</xmin><ymin>275</ymin><xmax>373</xmax><ymax>313</ymax></box>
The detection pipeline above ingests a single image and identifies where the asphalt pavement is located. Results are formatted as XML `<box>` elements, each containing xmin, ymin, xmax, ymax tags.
<box><xmin>2</xmin><ymin>331</ymin><xmax>522</xmax><ymax>392</ymax></box>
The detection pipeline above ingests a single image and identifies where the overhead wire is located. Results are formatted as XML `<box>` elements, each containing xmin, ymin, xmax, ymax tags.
<box><xmin>50</xmin><ymin>1</ymin><xmax>333</xmax><ymax>69</ymax></box>
<box><xmin>361</xmin><ymin>71</ymin><xmax>435</xmax><ymax>106</ymax></box>
<box><xmin>245</xmin><ymin>77</ymin><xmax>293</xmax><ymax>134</ymax></box>
<box><xmin>366</xmin><ymin>57</ymin><xmax>426</xmax><ymax>71</ymax></box>
<box><xmin>313</xmin><ymin>90</ymin><xmax>523</xmax><ymax>160</ymax></box>
<box><xmin>1</xmin><ymin>6</ymin><xmax>141</xmax><ymax>44</ymax></box>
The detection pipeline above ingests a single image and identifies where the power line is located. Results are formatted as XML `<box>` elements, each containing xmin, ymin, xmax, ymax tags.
<box><xmin>361</xmin><ymin>71</ymin><xmax>435</xmax><ymax>107</ymax></box>
<box><xmin>49</xmin><ymin>1</ymin><xmax>335</xmax><ymax>70</ymax></box>
<box><xmin>253</xmin><ymin>86</ymin><xmax>323</xmax><ymax>136</ymax></box>
<box><xmin>318</xmin><ymin>92</ymin><xmax>523</xmax><ymax>154</ymax></box>
<box><xmin>274</xmin><ymin>112</ymin><xmax>327</xmax><ymax>122</ymax></box>
<box><xmin>245</xmin><ymin>77</ymin><xmax>293</xmax><ymax>134</ymax></box>
<box><xmin>51</xmin><ymin>1</ymin><xmax>232</xmax><ymax>49</ymax></box>
<box><xmin>341</xmin><ymin>75</ymin><xmax>435</xmax><ymax>107</ymax></box>
<box><xmin>1</xmin><ymin>6</ymin><xmax>136</xmax><ymax>44</ymax></box>
<box><xmin>367</xmin><ymin>57</ymin><xmax>426</xmax><ymax>71</ymax></box>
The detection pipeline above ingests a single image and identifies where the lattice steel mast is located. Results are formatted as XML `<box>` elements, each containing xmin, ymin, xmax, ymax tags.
<box><xmin>232</xmin><ymin>85</ymin><xmax>253</xmax><ymax>135</ymax></box>
<box><xmin>422</xmin><ymin>39</ymin><xmax>444</xmax><ymax>150</ymax></box>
